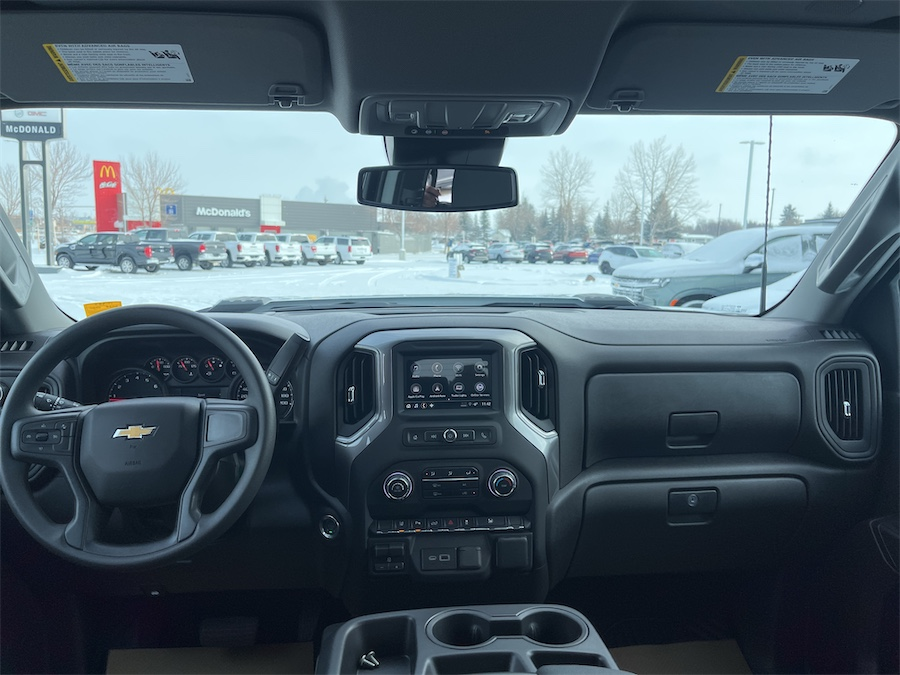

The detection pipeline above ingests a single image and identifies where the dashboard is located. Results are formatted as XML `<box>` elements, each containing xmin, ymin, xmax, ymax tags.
<box><xmin>0</xmin><ymin>306</ymin><xmax>886</xmax><ymax>615</ymax></box>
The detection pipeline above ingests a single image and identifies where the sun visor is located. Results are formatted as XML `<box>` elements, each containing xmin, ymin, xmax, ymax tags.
<box><xmin>0</xmin><ymin>12</ymin><xmax>325</xmax><ymax>107</ymax></box>
<box><xmin>586</xmin><ymin>24</ymin><xmax>899</xmax><ymax>114</ymax></box>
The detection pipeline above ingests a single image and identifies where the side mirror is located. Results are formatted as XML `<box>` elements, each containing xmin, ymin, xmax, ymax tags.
<box><xmin>357</xmin><ymin>166</ymin><xmax>518</xmax><ymax>212</ymax></box>
<box><xmin>743</xmin><ymin>253</ymin><xmax>764</xmax><ymax>272</ymax></box>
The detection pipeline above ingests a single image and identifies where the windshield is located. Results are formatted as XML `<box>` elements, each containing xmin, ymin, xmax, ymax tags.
<box><xmin>3</xmin><ymin>110</ymin><xmax>893</xmax><ymax>317</ymax></box>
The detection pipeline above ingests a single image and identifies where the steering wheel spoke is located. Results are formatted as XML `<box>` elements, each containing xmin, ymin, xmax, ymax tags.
<box><xmin>11</xmin><ymin>408</ymin><xmax>92</xmax><ymax>465</ymax></box>
<box><xmin>176</xmin><ymin>399</ymin><xmax>259</xmax><ymax>541</ymax></box>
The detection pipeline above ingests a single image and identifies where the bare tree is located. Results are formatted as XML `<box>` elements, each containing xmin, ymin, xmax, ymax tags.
<box><xmin>0</xmin><ymin>164</ymin><xmax>21</xmax><ymax>218</ymax></box>
<box><xmin>613</xmin><ymin>137</ymin><xmax>706</xmax><ymax>241</ymax></box>
<box><xmin>25</xmin><ymin>141</ymin><xmax>92</xmax><ymax>226</ymax></box>
<box><xmin>540</xmin><ymin>147</ymin><xmax>596</xmax><ymax>242</ymax></box>
<box><xmin>122</xmin><ymin>152</ymin><xmax>186</xmax><ymax>224</ymax></box>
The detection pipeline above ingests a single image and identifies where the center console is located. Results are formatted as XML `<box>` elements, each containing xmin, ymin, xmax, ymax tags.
<box><xmin>315</xmin><ymin>604</ymin><xmax>628</xmax><ymax>674</ymax></box>
<box><xmin>329</xmin><ymin>329</ymin><xmax>558</xmax><ymax>609</ymax></box>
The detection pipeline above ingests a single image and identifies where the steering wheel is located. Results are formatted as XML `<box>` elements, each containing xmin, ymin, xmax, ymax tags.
<box><xmin>0</xmin><ymin>305</ymin><xmax>277</xmax><ymax>568</ymax></box>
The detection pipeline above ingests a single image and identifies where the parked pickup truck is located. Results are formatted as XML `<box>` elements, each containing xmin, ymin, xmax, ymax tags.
<box><xmin>237</xmin><ymin>232</ymin><xmax>301</xmax><ymax>266</ymax></box>
<box><xmin>131</xmin><ymin>228</ymin><xmax>227</xmax><ymax>271</ymax></box>
<box><xmin>54</xmin><ymin>232</ymin><xmax>174</xmax><ymax>274</ymax></box>
<box><xmin>275</xmin><ymin>233</ymin><xmax>335</xmax><ymax>265</ymax></box>
<box><xmin>187</xmin><ymin>231</ymin><xmax>265</xmax><ymax>268</ymax></box>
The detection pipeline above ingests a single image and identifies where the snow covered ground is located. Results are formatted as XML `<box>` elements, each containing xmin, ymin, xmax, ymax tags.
<box><xmin>37</xmin><ymin>253</ymin><xmax>613</xmax><ymax>319</ymax></box>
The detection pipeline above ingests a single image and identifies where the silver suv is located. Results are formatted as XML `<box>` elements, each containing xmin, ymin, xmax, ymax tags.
<box><xmin>317</xmin><ymin>236</ymin><xmax>372</xmax><ymax>264</ymax></box>
<box><xmin>611</xmin><ymin>224</ymin><xmax>836</xmax><ymax>308</ymax></box>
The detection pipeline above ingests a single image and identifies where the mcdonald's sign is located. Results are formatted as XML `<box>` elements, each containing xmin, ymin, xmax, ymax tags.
<box><xmin>93</xmin><ymin>160</ymin><xmax>123</xmax><ymax>232</ymax></box>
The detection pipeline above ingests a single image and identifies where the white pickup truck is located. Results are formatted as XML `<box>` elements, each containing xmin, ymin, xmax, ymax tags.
<box><xmin>275</xmin><ymin>233</ymin><xmax>335</xmax><ymax>266</ymax></box>
<box><xmin>237</xmin><ymin>232</ymin><xmax>301</xmax><ymax>266</ymax></box>
<box><xmin>188</xmin><ymin>231</ymin><xmax>265</xmax><ymax>268</ymax></box>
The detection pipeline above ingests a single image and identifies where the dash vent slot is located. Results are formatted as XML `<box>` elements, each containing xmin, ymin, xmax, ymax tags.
<box><xmin>520</xmin><ymin>347</ymin><xmax>556</xmax><ymax>430</ymax></box>
<box><xmin>338</xmin><ymin>350</ymin><xmax>375</xmax><ymax>436</ymax></box>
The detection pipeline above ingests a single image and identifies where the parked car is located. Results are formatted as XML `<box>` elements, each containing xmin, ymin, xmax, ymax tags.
<box><xmin>276</xmin><ymin>233</ymin><xmax>335</xmax><ymax>265</ymax></box>
<box><xmin>187</xmin><ymin>231</ymin><xmax>266</xmax><ymax>268</ymax></box>
<box><xmin>54</xmin><ymin>232</ymin><xmax>174</xmax><ymax>273</ymax></box>
<box><xmin>611</xmin><ymin>224</ymin><xmax>836</xmax><ymax>307</ymax></box>
<box><xmin>587</xmin><ymin>247</ymin><xmax>606</xmax><ymax>263</ymax></box>
<box><xmin>131</xmin><ymin>227</ymin><xmax>227</xmax><ymax>271</ymax></box>
<box><xmin>522</xmin><ymin>242</ymin><xmax>553</xmax><ymax>263</ymax></box>
<box><xmin>237</xmin><ymin>232</ymin><xmax>301</xmax><ymax>266</ymax></box>
<box><xmin>447</xmin><ymin>242</ymin><xmax>489</xmax><ymax>263</ymax></box>
<box><xmin>487</xmin><ymin>241</ymin><xmax>525</xmax><ymax>263</ymax></box>
<box><xmin>661</xmin><ymin>241</ymin><xmax>703</xmax><ymax>258</ymax></box>
<box><xmin>551</xmin><ymin>244</ymin><xmax>589</xmax><ymax>264</ymax></box>
<box><xmin>597</xmin><ymin>245</ymin><xmax>664</xmax><ymax>274</ymax></box>
<box><xmin>702</xmin><ymin>270</ymin><xmax>806</xmax><ymax>315</ymax></box>
<box><xmin>317</xmin><ymin>235</ymin><xmax>372</xmax><ymax>264</ymax></box>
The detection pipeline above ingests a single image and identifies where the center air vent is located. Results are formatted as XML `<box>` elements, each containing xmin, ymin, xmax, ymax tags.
<box><xmin>520</xmin><ymin>347</ymin><xmax>556</xmax><ymax>431</ymax></box>
<box><xmin>816</xmin><ymin>358</ymin><xmax>878</xmax><ymax>459</ymax></box>
<box><xmin>338</xmin><ymin>350</ymin><xmax>376</xmax><ymax>436</ymax></box>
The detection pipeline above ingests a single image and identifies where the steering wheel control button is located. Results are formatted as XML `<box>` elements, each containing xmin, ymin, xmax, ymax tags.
<box><xmin>442</xmin><ymin>428</ymin><xmax>458</xmax><ymax>442</ymax></box>
<box><xmin>488</xmin><ymin>469</ymin><xmax>518</xmax><ymax>498</ymax></box>
<box><xmin>319</xmin><ymin>514</ymin><xmax>341</xmax><ymax>540</ymax></box>
<box><xmin>383</xmin><ymin>472</ymin><xmax>413</xmax><ymax>500</ymax></box>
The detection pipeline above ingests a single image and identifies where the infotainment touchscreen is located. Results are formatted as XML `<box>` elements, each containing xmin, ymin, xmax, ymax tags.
<box><xmin>404</xmin><ymin>356</ymin><xmax>492</xmax><ymax>410</ymax></box>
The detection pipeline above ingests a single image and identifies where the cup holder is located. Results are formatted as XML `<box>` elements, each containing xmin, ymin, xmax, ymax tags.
<box><xmin>428</xmin><ymin>608</ymin><xmax>587</xmax><ymax>649</ymax></box>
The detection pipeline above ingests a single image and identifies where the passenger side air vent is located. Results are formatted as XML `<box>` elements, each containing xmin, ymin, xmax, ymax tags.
<box><xmin>338</xmin><ymin>350</ymin><xmax>376</xmax><ymax>436</ymax></box>
<box><xmin>824</xmin><ymin>368</ymin><xmax>863</xmax><ymax>441</ymax></box>
<box><xmin>0</xmin><ymin>339</ymin><xmax>34</xmax><ymax>352</ymax></box>
<box><xmin>520</xmin><ymin>347</ymin><xmax>556</xmax><ymax>431</ymax></box>
<box><xmin>816</xmin><ymin>358</ymin><xmax>879</xmax><ymax>459</ymax></box>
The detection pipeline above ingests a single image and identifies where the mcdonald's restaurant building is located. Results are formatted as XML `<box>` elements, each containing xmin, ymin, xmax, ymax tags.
<box><xmin>155</xmin><ymin>193</ymin><xmax>421</xmax><ymax>253</ymax></box>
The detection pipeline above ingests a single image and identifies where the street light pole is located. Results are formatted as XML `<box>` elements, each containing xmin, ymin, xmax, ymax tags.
<box><xmin>740</xmin><ymin>140</ymin><xmax>764</xmax><ymax>229</ymax></box>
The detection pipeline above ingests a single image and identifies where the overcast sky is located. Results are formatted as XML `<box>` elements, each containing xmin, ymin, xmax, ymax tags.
<box><xmin>1</xmin><ymin>109</ymin><xmax>894</xmax><ymax>225</ymax></box>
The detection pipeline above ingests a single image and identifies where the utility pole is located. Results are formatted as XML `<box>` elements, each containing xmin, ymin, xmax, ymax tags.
<box><xmin>740</xmin><ymin>140</ymin><xmax>764</xmax><ymax>229</ymax></box>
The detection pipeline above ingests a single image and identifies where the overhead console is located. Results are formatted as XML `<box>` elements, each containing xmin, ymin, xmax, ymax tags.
<box><xmin>328</xmin><ymin>329</ymin><xmax>557</xmax><ymax>607</ymax></box>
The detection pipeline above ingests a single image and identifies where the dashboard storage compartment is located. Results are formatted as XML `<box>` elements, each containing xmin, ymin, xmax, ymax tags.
<box><xmin>568</xmin><ymin>477</ymin><xmax>808</xmax><ymax>576</ymax></box>
<box><xmin>585</xmin><ymin>372</ymin><xmax>801</xmax><ymax>463</ymax></box>
<box><xmin>316</xmin><ymin>604</ymin><xmax>620</xmax><ymax>674</ymax></box>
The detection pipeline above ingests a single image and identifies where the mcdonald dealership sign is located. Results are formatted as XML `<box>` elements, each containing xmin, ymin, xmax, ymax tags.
<box><xmin>93</xmin><ymin>161</ymin><xmax>123</xmax><ymax>231</ymax></box>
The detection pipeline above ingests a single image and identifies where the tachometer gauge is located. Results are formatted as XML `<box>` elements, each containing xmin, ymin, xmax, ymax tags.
<box><xmin>200</xmin><ymin>355</ymin><xmax>226</xmax><ymax>382</ymax></box>
<box><xmin>171</xmin><ymin>356</ymin><xmax>199</xmax><ymax>383</ymax></box>
<box><xmin>108</xmin><ymin>369</ymin><xmax>166</xmax><ymax>401</ymax></box>
<box><xmin>145</xmin><ymin>356</ymin><xmax>171</xmax><ymax>380</ymax></box>
<box><xmin>232</xmin><ymin>378</ymin><xmax>294</xmax><ymax>419</ymax></box>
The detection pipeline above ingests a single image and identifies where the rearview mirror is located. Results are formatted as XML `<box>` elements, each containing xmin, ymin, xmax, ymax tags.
<box><xmin>357</xmin><ymin>166</ymin><xmax>518</xmax><ymax>212</ymax></box>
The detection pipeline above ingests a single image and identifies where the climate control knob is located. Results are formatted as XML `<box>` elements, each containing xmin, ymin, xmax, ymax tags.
<box><xmin>383</xmin><ymin>471</ymin><xmax>413</xmax><ymax>501</ymax></box>
<box><xmin>488</xmin><ymin>469</ymin><xmax>517</xmax><ymax>498</ymax></box>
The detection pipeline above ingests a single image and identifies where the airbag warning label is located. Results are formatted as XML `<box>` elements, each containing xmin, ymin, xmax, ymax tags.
<box><xmin>716</xmin><ymin>56</ymin><xmax>858</xmax><ymax>94</ymax></box>
<box><xmin>43</xmin><ymin>44</ymin><xmax>194</xmax><ymax>83</ymax></box>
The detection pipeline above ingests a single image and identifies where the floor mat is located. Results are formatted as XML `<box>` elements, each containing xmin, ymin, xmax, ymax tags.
<box><xmin>106</xmin><ymin>642</ymin><xmax>314</xmax><ymax>674</ymax></box>
<box><xmin>610</xmin><ymin>639</ymin><xmax>752</xmax><ymax>675</ymax></box>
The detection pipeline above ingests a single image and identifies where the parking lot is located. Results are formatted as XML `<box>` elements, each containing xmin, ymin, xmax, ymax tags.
<box><xmin>38</xmin><ymin>253</ymin><xmax>614</xmax><ymax>318</ymax></box>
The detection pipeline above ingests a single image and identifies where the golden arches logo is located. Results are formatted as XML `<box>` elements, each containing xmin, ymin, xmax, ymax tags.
<box><xmin>98</xmin><ymin>164</ymin><xmax>117</xmax><ymax>179</ymax></box>
<box><xmin>157</xmin><ymin>187</ymin><xmax>176</xmax><ymax>195</ymax></box>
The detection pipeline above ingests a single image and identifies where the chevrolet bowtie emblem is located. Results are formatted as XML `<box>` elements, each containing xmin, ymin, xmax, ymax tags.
<box><xmin>112</xmin><ymin>425</ymin><xmax>157</xmax><ymax>440</ymax></box>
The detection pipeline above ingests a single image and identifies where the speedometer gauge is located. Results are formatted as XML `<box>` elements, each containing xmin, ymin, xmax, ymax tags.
<box><xmin>232</xmin><ymin>378</ymin><xmax>294</xmax><ymax>419</ymax></box>
<box><xmin>108</xmin><ymin>369</ymin><xmax>166</xmax><ymax>401</ymax></box>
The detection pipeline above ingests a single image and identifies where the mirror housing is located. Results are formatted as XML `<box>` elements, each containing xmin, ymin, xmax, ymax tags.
<box><xmin>743</xmin><ymin>253</ymin><xmax>764</xmax><ymax>272</ymax></box>
<box><xmin>357</xmin><ymin>166</ymin><xmax>518</xmax><ymax>212</ymax></box>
